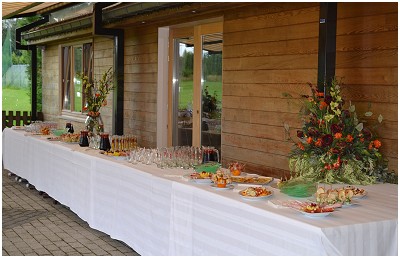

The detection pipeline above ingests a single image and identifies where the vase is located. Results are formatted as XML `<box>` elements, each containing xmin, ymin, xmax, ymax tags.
<box><xmin>85</xmin><ymin>114</ymin><xmax>104</xmax><ymax>135</ymax></box>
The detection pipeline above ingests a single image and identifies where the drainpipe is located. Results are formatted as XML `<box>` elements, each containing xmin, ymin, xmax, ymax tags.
<box><xmin>93</xmin><ymin>3</ymin><xmax>124</xmax><ymax>135</ymax></box>
<box><xmin>16</xmin><ymin>15</ymin><xmax>49</xmax><ymax>121</ymax></box>
<box><xmin>317</xmin><ymin>3</ymin><xmax>337</xmax><ymax>94</ymax></box>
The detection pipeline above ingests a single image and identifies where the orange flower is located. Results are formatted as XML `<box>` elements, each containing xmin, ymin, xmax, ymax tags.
<box><xmin>334</xmin><ymin>133</ymin><xmax>342</xmax><ymax>139</ymax></box>
<box><xmin>346</xmin><ymin>134</ymin><xmax>354</xmax><ymax>142</ymax></box>
<box><xmin>319</xmin><ymin>101</ymin><xmax>328</xmax><ymax>110</ymax></box>
<box><xmin>368</xmin><ymin>142</ymin><xmax>373</xmax><ymax>150</ymax></box>
<box><xmin>318</xmin><ymin>119</ymin><xmax>325</xmax><ymax>126</ymax></box>
<box><xmin>83</xmin><ymin>106</ymin><xmax>88</xmax><ymax>111</ymax></box>
<box><xmin>373</xmin><ymin>140</ymin><xmax>382</xmax><ymax>148</ymax></box>
<box><xmin>297</xmin><ymin>142</ymin><xmax>305</xmax><ymax>150</ymax></box>
<box><xmin>316</xmin><ymin>91</ymin><xmax>324</xmax><ymax>97</ymax></box>
<box><xmin>315</xmin><ymin>138</ymin><xmax>323</xmax><ymax>147</ymax></box>
<box><xmin>307</xmin><ymin>137</ymin><xmax>313</xmax><ymax>144</ymax></box>
<box><xmin>95</xmin><ymin>93</ymin><xmax>100</xmax><ymax>98</ymax></box>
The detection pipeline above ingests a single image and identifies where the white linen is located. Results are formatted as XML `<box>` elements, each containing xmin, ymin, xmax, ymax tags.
<box><xmin>2</xmin><ymin>128</ymin><xmax>398</xmax><ymax>256</ymax></box>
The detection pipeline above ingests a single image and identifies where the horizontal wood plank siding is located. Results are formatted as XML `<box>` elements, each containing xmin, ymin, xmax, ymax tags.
<box><xmin>336</xmin><ymin>2</ymin><xmax>398</xmax><ymax>172</ymax></box>
<box><xmin>42</xmin><ymin>45</ymin><xmax>60</xmax><ymax>123</ymax></box>
<box><xmin>222</xmin><ymin>3</ymin><xmax>319</xmax><ymax>177</ymax></box>
<box><xmin>93</xmin><ymin>36</ymin><xmax>114</xmax><ymax>133</ymax></box>
<box><xmin>123</xmin><ymin>26</ymin><xmax>158</xmax><ymax>148</ymax></box>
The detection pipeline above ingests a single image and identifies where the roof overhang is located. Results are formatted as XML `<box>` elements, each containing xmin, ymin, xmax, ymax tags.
<box><xmin>2</xmin><ymin>2</ymin><xmax>73</xmax><ymax>19</ymax></box>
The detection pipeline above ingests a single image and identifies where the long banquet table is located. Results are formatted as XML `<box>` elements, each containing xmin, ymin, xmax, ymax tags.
<box><xmin>2</xmin><ymin>128</ymin><xmax>398</xmax><ymax>256</ymax></box>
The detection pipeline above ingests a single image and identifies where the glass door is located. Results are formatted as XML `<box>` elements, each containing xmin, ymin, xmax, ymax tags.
<box><xmin>200</xmin><ymin>33</ymin><xmax>222</xmax><ymax>152</ymax></box>
<box><xmin>172</xmin><ymin>37</ymin><xmax>194</xmax><ymax>146</ymax></box>
<box><xmin>169</xmin><ymin>22</ymin><xmax>222</xmax><ymax>152</ymax></box>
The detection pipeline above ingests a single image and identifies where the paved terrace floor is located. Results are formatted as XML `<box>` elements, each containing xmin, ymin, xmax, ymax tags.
<box><xmin>2</xmin><ymin>169</ymin><xmax>139</xmax><ymax>256</ymax></box>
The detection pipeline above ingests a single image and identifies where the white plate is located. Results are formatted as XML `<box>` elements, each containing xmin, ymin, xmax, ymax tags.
<box><xmin>210</xmin><ymin>184</ymin><xmax>234</xmax><ymax>190</ymax></box>
<box><xmin>12</xmin><ymin>126</ymin><xmax>25</xmax><ymax>130</ymax></box>
<box><xmin>352</xmin><ymin>191</ymin><xmax>367</xmax><ymax>199</ymax></box>
<box><xmin>183</xmin><ymin>174</ymin><xmax>213</xmax><ymax>184</ymax></box>
<box><xmin>300</xmin><ymin>211</ymin><xmax>333</xmax><ymax>218</ymax></box>
<box><xmin>341</xmin><ymin>201</ymin><xmax>358</xmax><ymax>208</ymax></box>
<box><xmin>239</xmin><ymin>190</ymin><xmax>273</xmax><ymax>200</ymax></box>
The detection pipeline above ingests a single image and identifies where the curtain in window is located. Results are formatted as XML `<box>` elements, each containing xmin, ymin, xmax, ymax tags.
<box><xmin>82</xmin><ymin>43</ymin><xmax>93</xmax><ymax>110</ymax></box>
<box><xmin>62</xmin><ymin>46</ymin><xmax>71</xmax><ymax>110</ymax></box>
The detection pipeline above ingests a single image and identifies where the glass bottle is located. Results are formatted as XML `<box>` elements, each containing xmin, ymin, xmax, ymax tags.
<box><xmin>99</xmin><ymin>133</ymin><xmax>111</xmax><ymax>151</ymax></box>
<box><xmin>79</xmin><ymin>130</ymin><xmax>89</xmax><ymax>147</ymax></box>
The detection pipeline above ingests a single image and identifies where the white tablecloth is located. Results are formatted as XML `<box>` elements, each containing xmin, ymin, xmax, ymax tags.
<box><xmin>2</xmin><ymin>128</ymin><xmax>398</xmax><ymax>255</ymax></box>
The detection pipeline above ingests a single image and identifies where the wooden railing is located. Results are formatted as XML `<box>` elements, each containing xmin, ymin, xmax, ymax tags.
<box><xmin>2</xmin><ymin>111</ymin><xmax>43</xmax><ymax>131</ymax></box>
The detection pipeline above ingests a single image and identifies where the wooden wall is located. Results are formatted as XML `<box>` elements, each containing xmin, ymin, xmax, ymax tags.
<box><xmin>42</xmin><ymin>45</ymin><xmax>60</xmax><ymax>122</ymax></box>
<box><xmin>222</xmin><ymin>3</ymin><xmax>320</xmax><ymax>178</ymax></box>
<box><xmin>335</xmin><ymin>2</ymin><xmax>398</xmax><ymax>173</ymax></box>
<box><xmin>39</xmin><ymin>2</ymin><xmax>397</xmax><ymax>176</ymax></box>
<box><xmin>123</xmin><ymin>27</ymin><xmax>159</xmax><ymax>148</ymax></box>
<box><xmin>93</xmin><ymin>36</ymin><xmax>114</xmax><ymax>134</ymax></box>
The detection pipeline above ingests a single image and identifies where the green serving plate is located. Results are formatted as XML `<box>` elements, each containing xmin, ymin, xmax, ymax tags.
<box><xmin>194</xmin><ymin>162</ymin><xmax>221</xmax><ymax>173</ymax></box>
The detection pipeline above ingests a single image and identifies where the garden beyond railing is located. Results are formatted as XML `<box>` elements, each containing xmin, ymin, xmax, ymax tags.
<box><xmin>2</xmin><ymin>111</ymin><xmax>43</xmax><ymax>130</ymax></box>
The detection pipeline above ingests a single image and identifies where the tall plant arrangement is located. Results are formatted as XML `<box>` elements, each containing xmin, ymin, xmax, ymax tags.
<box><xmin>284</xmin><ymin>79</ymin><xmax>395</xmax><ymax>185</ymax></box>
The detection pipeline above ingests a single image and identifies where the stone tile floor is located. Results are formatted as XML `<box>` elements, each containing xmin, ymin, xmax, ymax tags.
<box><xmin>2</xmin><ymin>169</ymin><xmax>140</xmax><ymax>256</ymax></box>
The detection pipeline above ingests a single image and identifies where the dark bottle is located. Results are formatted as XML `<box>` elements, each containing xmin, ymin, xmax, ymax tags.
<box><xmin>99</xmin><ymin>133</ymin><xmax>111</xmax><ymax>151</ymax></box>
<box><xmin>79</xmin><ymin>130</ymin><xmax>89</xmax><ymax>147</ymax></box>
<box><xmin>66</xmin><ymin>122</ymin><xmax>74</xmax><ymax>134</ymax></box>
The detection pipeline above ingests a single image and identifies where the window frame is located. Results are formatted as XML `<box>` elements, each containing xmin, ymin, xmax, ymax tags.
<box><xmin>168</xmin><ymin>22</ymin><xmax>223</xmax><ymax>147</ymax></box>
<box><xmin>60</xmin><ymin>40</ymin><xmax>93</xmax><ymax>119</ymax></box>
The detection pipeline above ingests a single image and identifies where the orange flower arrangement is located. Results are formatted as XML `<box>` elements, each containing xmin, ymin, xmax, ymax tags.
<box><xmin>81</xmin><ymin>67</ymin><xmax>114</xmax><ymax>117</ymax></box>
<box><xmin>285</xmin><ymin>79</ymin><xmax>393</xmax><ymax>184</ymax></box>
<box><xmin>80</xmin><ymin>68</ymin><xmax>114</xmax><ymax>133</ymax></box>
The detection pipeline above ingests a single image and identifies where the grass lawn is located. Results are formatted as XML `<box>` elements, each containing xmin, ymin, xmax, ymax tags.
<box><xmin>2</xmin><ymin>87</ymin><xmax>31</xmax><ymax>112</ymax></box>
<box><xmin>179</xmin><ymin>80</ymin><xmax>222</xmax><ymax>109</ymax></box>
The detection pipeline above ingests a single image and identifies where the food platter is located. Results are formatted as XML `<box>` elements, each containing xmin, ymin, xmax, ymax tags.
<box><xmin>240</xmin><ymin>193</ymin><xmax>273</xmax><ymax>201</ymax></box>
<box><xmin>231</xmin><ymin>175</ymin><xmax>273</xmax><ymax>185</ymax></box>
<box><xmin>210</xmin><ymin>184</ymin><xmax>234</xmax><ymax>190</ymax></box>
<box><xmin>300</xmin><ymin>211</ymin><xmax>333</xmax><ymax>218</ymax></box>
<box><xmin>345</xmin><ymin>186</ymin><xmax>367</xmax><ymax>199</ymax></box>
<box><xmin>100</xmin><ymin>151</ymin><xmax>128</xmax><ymax>160</ymax></box>
<box><xmin>12</xmin><ymin>126</ymin><xmax>25</xmax><ymax>130</ymax></box>
<box><xmin>239</xmin><ymin>187</ymin><xmax>273</xmax><ymax>201</ymax></box>
<box><xmin>184</xmin><ymin>172</ymin><xmax>213</xmax><ymax>184</ymax></box>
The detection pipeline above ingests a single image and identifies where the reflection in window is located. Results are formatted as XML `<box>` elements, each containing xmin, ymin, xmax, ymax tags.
<box><xmin>62</xmin><ymin>46</ymin><xmax>71</xmax><ymax>110</ymax></box>
<box><xmin>61</xmin><ymin>43</ymin><xmax>93</xmax><ymax>113</ymax></box>
<box><xmin>201</xmin><ymin>33</ymin><xmax>222</xmax><ymax>152</ymax></box>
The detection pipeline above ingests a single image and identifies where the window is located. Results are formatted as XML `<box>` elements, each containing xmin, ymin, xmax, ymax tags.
<box><xmin>61</xmin><ymin>42</ymin><xmax>93</xmax><ymax>113</ymax></box>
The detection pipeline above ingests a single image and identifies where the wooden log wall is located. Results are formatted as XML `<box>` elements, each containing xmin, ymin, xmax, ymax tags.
<box><xmin>222</xmin><ymin>3</ymin><xmax>320</xmax><ymax>178</ymax></box>
<box><xmin>335</xmin><ymin>2</ymin><xmax>398</xmax><ymax>173</ymax></box>
<box><xmin>38</xmin><ymin>2</ymin><xmax>397</xmax><ymax>176</ymax></box>
<box><xmin>93</xmin><ymin>36</ymin><xmax>114</xmax><ymax>134</ymax></box>
<box><xmin>41</xmin><ymin>45</ymin><xmax>60</xmax><ymax>122</ymax></box>
<box><xmin>123</xmin><ymin>27</ymin><xmax>158</xmax><ymax>148</ymax></box>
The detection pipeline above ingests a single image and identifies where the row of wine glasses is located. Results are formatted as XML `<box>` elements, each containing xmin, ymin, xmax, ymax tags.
<box><xmin>110</xmin><ymin>135</ymin><xmax>138</xmax><ymax>152</ymax></box>
<box><xmin>127</xmin><ymin>146</ymin><xmax>204</xmax><ymax>169</ymax></box>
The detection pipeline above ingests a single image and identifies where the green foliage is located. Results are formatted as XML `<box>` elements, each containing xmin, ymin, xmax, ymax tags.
<box><xmin>80</xmin><ymin>67</ymin><xmax>114</xmax><ymax>116</ymax></box>
<box><xmin>202</xmin><ymin>85</ymin><xmax>220</xmax><ymax>119</ymax></box>
<box><xmin>2</xmin><ymin>24</ymin><xmax>12</xmax><ymax>76</ymax></box>
<box><xmin>3</xmin><ymin>16</ymin><xmax>43</xmax><ymax>111</ymax></box>
<box><xmin>203</xmin><ymin>53</ymin><xmax>222</xmax><ymax>77</ymax></box>
<box><xmin>285</xmin><ymin>79</ymin><xmax>396</xmax><ymax>185</ymax></box>
<box><xmin>181</xmin><ymin>50</ymin><xmax>193</xmax><ymax>79</ymax></box>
